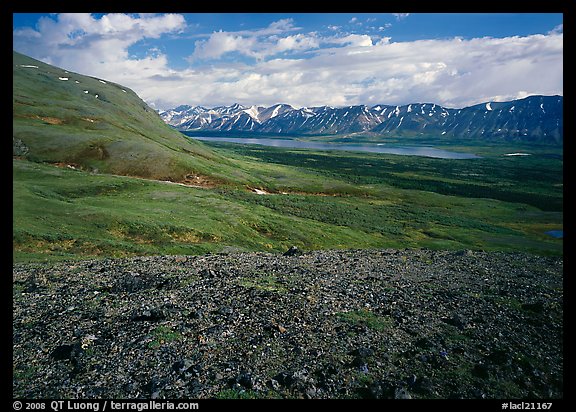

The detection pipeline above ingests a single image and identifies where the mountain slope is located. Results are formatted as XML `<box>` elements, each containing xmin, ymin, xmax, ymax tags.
<box><xmin>12</xmin><ymin>51</ymin><xmax>236</xmax><ymax>183</ymax></box>
<box><xmin>161</xmin><ymin>96</ymin><xmax>563</xmax><ymax>144</ymax></box>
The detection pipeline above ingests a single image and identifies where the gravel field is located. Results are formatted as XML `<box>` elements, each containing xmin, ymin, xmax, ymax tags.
<box><xmin>13</xmin><ymin>248</ymin><xmax>563</xmax><ymax>399</ymax></box>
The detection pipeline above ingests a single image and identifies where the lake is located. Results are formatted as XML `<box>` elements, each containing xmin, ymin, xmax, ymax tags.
<box><xmin>188</xmin><ymin>136</ymin><xmax>480</xmax><ymax>159</ymax></box>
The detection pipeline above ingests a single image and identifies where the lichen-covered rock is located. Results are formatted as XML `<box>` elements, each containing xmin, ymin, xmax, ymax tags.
<box><xmin>13</xmin><ymin>249</ymin><xmax>563</xmax><ymax>399</ymax></box>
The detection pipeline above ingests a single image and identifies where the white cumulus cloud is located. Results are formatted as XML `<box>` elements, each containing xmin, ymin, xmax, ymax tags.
<box><xmin>13</xmin><ymin>13</ymin><xmax>186</xmax><ymax>89</ymax></box>
<box><xmin>189</xmin><ymin>19</ymin><xmax>315</xmax><ymax>62</ymax></box>
<box><xmin>13</xmin><ymin>13</ymin><xmax>563</xmax><ymax>110</ymax></box>
<box><xmin>191</xmin><ymin>30</ymin><xmax>255</xmax><ymax>60</ymax></box>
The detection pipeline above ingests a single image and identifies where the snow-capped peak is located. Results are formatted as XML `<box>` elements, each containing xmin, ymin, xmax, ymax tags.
<box><xmin>243</xmin><ymin>105</ymin><xmax>262</xmax><ymax>121</ymax></box>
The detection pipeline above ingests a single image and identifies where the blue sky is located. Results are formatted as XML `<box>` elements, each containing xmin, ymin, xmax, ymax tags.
<box><xmin>13</xmin><ymin>13</ymin><xmax>563</xmax><ymax>110</ymax></box>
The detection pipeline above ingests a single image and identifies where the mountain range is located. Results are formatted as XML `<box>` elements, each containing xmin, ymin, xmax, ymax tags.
<box><xmin>160</xmin><ymin>96</ymin><xmax>563</xmax><ymax>144</ymax></box>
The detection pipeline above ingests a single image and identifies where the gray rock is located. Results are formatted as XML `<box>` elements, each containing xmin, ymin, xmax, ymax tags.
<box><xmin>13</xmin><ymin>137</ymin><xmax>29</xmax><ymax>156</ymax></box>
<box><xmin>395</xmin><ymin>387</ymin><xmax>412</xmax><ymax>399</ymax></box>
<box><xmin>283</xmin><ymin>246</ymin><xmax>300</xmax><ymax>256</ymax></box>
<box><xmin>113</xmin><ymin>272</ymin><xmax>145</xmax><ymax>293</ymax></box>
<box><xmin>236</xmin><ymin>372</ymin><xmax>254</xmax><ymax>389</ymax></box>
<box><xmin>130</xmin><ymin>308</ymin><xmax>165</xmax><ymax>322</ymax></box>
<box><xmin>12</xmin><ymin>249</ymin><xmax>564</xmax><ymax>399</ymax></box>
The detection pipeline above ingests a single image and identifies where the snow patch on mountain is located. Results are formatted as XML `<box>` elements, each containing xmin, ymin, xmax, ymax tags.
<box><xmin>243</xmin><ymin>106</ymin><xmax>262</xmax><ymax>122</ymax></box>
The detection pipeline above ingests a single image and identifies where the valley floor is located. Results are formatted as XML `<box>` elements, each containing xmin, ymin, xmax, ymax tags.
<box><xmin>13</xmin><ymin>248</ymin><xmax>563</xmax><ymax>399</ymax></box>
<box><xmin>12</xmin><ymin>139</ymin><xmax>563</xmax><ymax>263</ymax></box>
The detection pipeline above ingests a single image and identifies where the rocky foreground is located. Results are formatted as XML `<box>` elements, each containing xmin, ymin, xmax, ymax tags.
<box><xmin>13</xmin><ymin>249</ymin><xmax>563</xmax><ymax>399</ymax></box>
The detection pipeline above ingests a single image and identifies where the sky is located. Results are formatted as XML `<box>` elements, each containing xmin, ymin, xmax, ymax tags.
<box><xmin>12</xmin><ymin>13</ymin><xmax>563</xmax><ymax>110</ymax></box>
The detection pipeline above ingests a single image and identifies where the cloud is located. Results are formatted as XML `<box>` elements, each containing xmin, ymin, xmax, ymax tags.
<box><xmin>15</xmin><ymin>13</ymin><xmax>185</xmax><ymax>47</ymax></box>
<box><xmin>13</xmin><ymin>13</ymin><xmax>185</xmax><ymax>75</ymax></box>
<box><xmin>328</xmin><ymin>34</ymin><xmax>373</xmax><ymax>47</ymax></box>
<box><xmin>189</xmin><ymin>19</ymin><xmax>318</xmax><ymax>62</ymax></box>
<box><xmin>191</xmin><ymin>30</ymin><xmax>255</xmax><ymax>60</ymax></box>
<box><xmin>273</xmin><ymin>33</ymin><xmax>321</xmax><ymax>53</ymax></box>
<box><xmin>549</xmin><ymin>24</ymin><xmax>563</xmax><ymax>34</ymax></box>
<box><xmin>209</xmin><ymin>32</ymin><xmax>562</xmax><ymax>109</ymax></box>
<box><xmin>262</xmin><ymin>18</ymin><xmax>299</xmax><ymax>35</ymax></box>
<box><xmin>13</xmin><ymin>14</ymin><xmax>563</xmax><ymax>110</ymax></box>
<box><xmin>392</xmin><ymin>13</ymin><xmax>410</xmax><ymax>21</ymax></box>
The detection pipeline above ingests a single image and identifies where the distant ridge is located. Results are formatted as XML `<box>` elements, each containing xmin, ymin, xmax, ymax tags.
<box><xmin>160</xmin><ymin>96</ymin><xmax>563</xmax><ymax>144</ymax></box>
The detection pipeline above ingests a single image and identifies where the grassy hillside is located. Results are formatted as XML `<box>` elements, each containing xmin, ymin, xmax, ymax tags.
<box><xmin>13</xmin><ymin>51</ymin><xmax>244</xmax><ymax>183</ymax></box>
<box><xmin>12</xmin><ymin>158</ymin><xmax>384</xmax><ymax>261</ymax></box>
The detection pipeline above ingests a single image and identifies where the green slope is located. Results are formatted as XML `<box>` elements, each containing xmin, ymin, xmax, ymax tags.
<box><xmin>13</xmin><ymin>159</ymin><xmax>386</xmax><ymax>261</ymax></box>
<box><xmin>13</xmin><ymin>51</ymin><xmax>241</xmax><ymax>183</ymax></box>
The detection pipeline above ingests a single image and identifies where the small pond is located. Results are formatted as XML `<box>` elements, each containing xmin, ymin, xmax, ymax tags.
<box><xmin>545</xmin><ymin>230</ymin><xmax>563</xmax><ymax>239</ymax></box>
